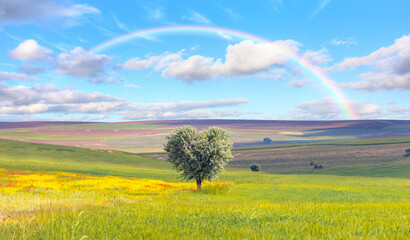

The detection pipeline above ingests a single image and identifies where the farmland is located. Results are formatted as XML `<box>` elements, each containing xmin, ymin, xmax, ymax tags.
<box><xmin>0</xmin><ymin>120</ymin><xmax>409</xmax><ymax>153</ymax></box>
<box><xmin>0</xmin><ymin>130</ymin><xmax>410</xmax><ymax>239</ymax></box>
<box><xmin>0</xmin><ymin>120</ymin><xmax>409</xmax><ymax>239</ymax></box>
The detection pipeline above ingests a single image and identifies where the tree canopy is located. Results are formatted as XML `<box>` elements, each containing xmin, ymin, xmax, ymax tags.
<box><xmin>163</xmin><ymin>126</ymin><xmax>233</xmax><ymax>191</ymax></box>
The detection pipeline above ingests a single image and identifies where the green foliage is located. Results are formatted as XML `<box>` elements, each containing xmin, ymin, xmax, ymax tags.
<box><xmin>164</xmin><ymin>126</ymin><xmax>233</xmax><ymax>190</ymax></box>
<box><xmin>263</xmin><ymin>137</ymin><xmax>272</xmax><ymax>144</ymax></box>
<box><xmin>250</xmin><ymin>164</ymin><xmax>260</xmax><ymax>172</ymax></box>
<box><xmin>405</xmin><ymin>148</ymin><xmax>410</xmax><ymax>157</ymax></box>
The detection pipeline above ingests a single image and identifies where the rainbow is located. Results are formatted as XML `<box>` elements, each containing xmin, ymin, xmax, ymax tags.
<box><xmin>91</xmin><ymin>25</ymin><xmax>358</xmax><ymax>119</ymax></box>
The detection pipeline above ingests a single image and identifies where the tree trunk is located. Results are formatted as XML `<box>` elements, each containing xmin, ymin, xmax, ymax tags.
<box><xmin>196</xmin><ymin>179</ymin><xmax>202</xmax><ymax>191</ymax></box>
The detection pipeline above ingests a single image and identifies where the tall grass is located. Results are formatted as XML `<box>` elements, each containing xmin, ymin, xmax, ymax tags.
<box><xmin>0</xmin><ymin>139</ymin><xmax>409</xmax><ymax>239</ymax></box>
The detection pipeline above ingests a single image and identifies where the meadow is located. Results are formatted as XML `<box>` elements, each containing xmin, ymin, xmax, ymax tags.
<box><xmin>0</xmin><ymin>138</ymin><xmax>409</xmax><ymax>239</ymax></box>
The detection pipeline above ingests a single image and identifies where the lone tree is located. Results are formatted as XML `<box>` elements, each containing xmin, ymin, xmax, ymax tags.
<box><xmin>250</xmin><ymin>164</ymin><xmax>260</xmax><ymax>172</ymax></box>
<box><xmin>405</xmin><ymin>148</ymin><xmax>410</xmax><ymax>157</ymax></box>
<box><xmin>164</xmin><ymin>126</ymin><xmax>233</xmax><ymax>191</ymax></box>
<box><xmin>263</xmin><ymin>137</ymin><xmax>272</xmax><ymax>144</ymax></box>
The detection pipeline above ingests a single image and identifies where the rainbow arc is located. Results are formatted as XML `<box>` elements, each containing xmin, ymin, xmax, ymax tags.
<box><xmin>91</xmin><ymin>25</ymin><xmax>358</xmax><ymax>120</ymax></box>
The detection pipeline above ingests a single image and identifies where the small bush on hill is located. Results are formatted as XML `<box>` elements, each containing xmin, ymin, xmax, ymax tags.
<box><xmin>250</xmin><ymin>164</ymin><xmax>260</xmax><ymax>172</ymax></box>
<box><xmin>405</xmin><ymin>148</ymin><xmax>410</xmax><ymax>157</ymax></box>
<box><xmin>263</xmin><ymin>138</ymin><xmax>272</xmax><ymax>144</ymax></box>
<box><xmin>314</xmin><ymin>164</ymin><xmax>323</xmax><ymax>169</ymax></box>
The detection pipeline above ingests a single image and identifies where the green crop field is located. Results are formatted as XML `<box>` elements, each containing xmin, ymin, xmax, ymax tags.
<box><xmin>0</xmin><ymin>138</ymin><xmax>409</xmax><ymax>239</ymax></box>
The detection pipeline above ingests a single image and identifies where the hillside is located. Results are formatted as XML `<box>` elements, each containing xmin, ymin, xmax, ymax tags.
<box><xmin>0</xmin><ymin>119</ymin><xmax>409</xmax><ymax>153</ymax></box>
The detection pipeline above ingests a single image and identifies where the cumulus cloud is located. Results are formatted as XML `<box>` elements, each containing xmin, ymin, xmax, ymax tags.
<box><xmin>0</xmin><ymin>82</ymin><xmax>248</xmax><ymax>120</ymax></box>
<box><xmin>9</xmin><ymin>39</ymin><xmax>52</xmax><ymax>61</ymax></box>
<box><xmin>123</xmin><ymin>51</ymin><xmax>183</xmax><ymax>71</ymax></box>
<box><xmin>332</xmin><ymin>34</ymin><xmax>410</xmax><ymax>91</ymax></box>
<box><xmin>56</xmin><ymin>47</ymin><xmax>112</xmax><ymax>78</ymax></box>
<box><xmin>162</xmin><ymin>55</ymin><xmax>222</xmax><ymax>81</ymax></box>
<box><xmin>342</xmin><ymin>72</ymin><xmax>410</xmax><ymax>92</ymax></box>
<box><xmin>302</xmin><ymin>48</ymin><xmax>332</xmax><ymax>65</ymax></box>
<box><xmin>332</xmin><ymin>34</ymin><xmax>410</xmax><ymax>71</ymax></box>
<box><xmin>161</xmin><ymin>40</ymin><xmax>300</xmax><ymax>81</ymax></box>
<box><xmin>290</xmin><ymin>97</ymin><xmax>383</xmax><ymax>120</ymax></box>
<box><xmin>0</xmin><ymin>83</ymin><xmax>124</xmax><ymax>115</ymax></box>
<box><xmin>0</xmin><ymin>0</ymin><xmax>100</xmax><ymax>24</ymax></box>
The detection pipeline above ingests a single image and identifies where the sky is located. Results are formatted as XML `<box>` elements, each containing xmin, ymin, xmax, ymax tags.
<box><xmin>0</xmin><ymin>0</ymin><xmax>409</xmax><ymax>122</ymax></box>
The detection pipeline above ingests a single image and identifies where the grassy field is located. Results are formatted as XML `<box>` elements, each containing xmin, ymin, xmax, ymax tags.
<box><xmin>144</xmin><ymin>136</ymin><xmax>410</xmax><ymax>178</ymax></box>
<box><xmin>0</xmin><ymin>139</ymin><xmax>409</xmax><ymax>239</ymax></box>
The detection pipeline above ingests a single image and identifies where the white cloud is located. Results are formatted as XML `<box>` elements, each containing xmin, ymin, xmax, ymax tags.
<box><xmin>0</xmin><ymin>0</ymin><xmax>100</xmax><ymax>24</ymax></box>
<box><xmin>330</xmin><ymin>38</ymin><xmax>357</xmax><ymax>47</ymax></box>
<box><xmin>123</xmin><ymin>51</ymin><xmax>183</xmax><ymax>71</ymax></box>
<box><xmin>162</xmin><ymin>55</ymin><xmax>222</xmax><ymax>81</ymax></box>
<box><xmin>56</xmin><ymin>47</ymin><xmax>112</xmax><ymax>77</ymax></box>
<box><xmin>257</xmin><ymin>68</ymin><xmax>287</xmax><ymax>80</ymax></box>
<box><xmin>332</xmin><ymin>34</ymin><xmax>410</xmax><ymax>91</ymax></box>
<box><xmin>217</xmin><ymin>32</ymin><xmax>233</xmax><ymax>41</ymax></box>
<box><xmin>332</xmin><ymin>35</ymin><xmax>410</xmax><ymax>71</ymax></box>
<box><xmin>124</xmin><ymin>84</ymin><xmax>141</xmax><ymax>89</ymax></box>
<box><xmin>291</xmin><ymin>97</ymin><xmax>383</xmax><ymax>120</ymax></box>
<box><xmin>162</xmin><ymin>40</ymin><xmax>301</xmax><ymax>81</ymax></box>
<box><xmin>0</xmin><ymin>71</ymin><xmax>30</xmax><ymax>81</ymax></box>
<box><xmin>183</xmin><ymin>11</ymin><xmax>212</xmax><ymax>24</ymax></box>
<box><xmin>112</xmin><ymin>15</ymin><xmax>129</xmax><ymax>32</ymax></box>
<box><xmin>0</xmin><ymin>103</ymin><xmax>49</xmax><ymax>114</ymax></box>
<box><xmin>10</xmin><ymin>39</ymin><xmax>52</xmax><ymax>61</ymax></box>
<box><xmin>0</xmin><ymin>82</ymin><xmax>248</xmax><ymax>120</ymax></box>
<box><xmin>342</xmin><ymin>72</ymin><xmax>410</xmax><ymax>92</ymax></box>
<box><xmin>287</xmin><ymin>78</ymin><xmax>312</xmax><ymax>88</ymax></box>
<box><xmin>311</xmin><ymin>0</ymin><xmax>332</xmax><ymax>17</ymax></box>
<box><xmin>62</xmin><ymin>4</ymin><xmax>100</xmax><ymax>17</ymax></box>
<box><xmin>303</xmin><ymin>48</ymin><xmax>332</xmax><ymax>65</ymax></box>
<box><xmin>223</xmin><ymin>40</ymin><xmax>300</xmax><ymax>75</ymax></box>
<box><xmin>18</xmin><ymin>65</ymin><xmax>46</xmax><ymax>75</ymax></box>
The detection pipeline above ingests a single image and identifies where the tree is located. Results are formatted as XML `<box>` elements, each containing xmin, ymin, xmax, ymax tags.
<box><xmin>405</xmin><ymin>148</ymin><xmax>410</xmax><ymax>157</ymax></box>
<box><xmin>164</xmin><ymin>126</ymin><xmax>233</xmax><ymax>191</ymax></box>
<box><xmin>263</xmin><ymin>137</ymin><xmax>272</xmax><ymax>144</ymax></box>
<box><xmin>250</xmin><ymin>164</ymin><xmax>260</xmax><ymax>172</ymax></box>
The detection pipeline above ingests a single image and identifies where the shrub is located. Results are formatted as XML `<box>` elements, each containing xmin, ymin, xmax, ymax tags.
<box><xmin>263</xmin><ymin>138</ymin><xmax>272</xmax><ymax>144</ymax></box>
<box><xmin>250</xmin><ymin>164</ymin><xmax>260</xmax><ymax>172</ymax></box>
<box><xmin>405</xmin><ymin>148</ymin><xmax>410</xmax><ymax>157</ymax></box>
<box><xmin>314</xmin><ymin>164</ymin><xmax>323</xmax><ymax>169</ymax></box>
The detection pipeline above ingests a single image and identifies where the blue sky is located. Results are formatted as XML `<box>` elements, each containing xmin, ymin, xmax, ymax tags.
<box><xmin>0</xmin><ymin>0</ymin><xmax>409</xmax><ymax>121</ymax></box>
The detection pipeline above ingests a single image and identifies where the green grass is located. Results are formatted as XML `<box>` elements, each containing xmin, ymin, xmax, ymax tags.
<box><xmin>0</xmin><ymin>139</ymin><xmax>177</xmax><ymax>181</ymax></box>
<box><xmin>1</xmin><ymin>173</ymin><xmax>409</xmax><ymax>239</ymax></box>
<box><xmin>0</xmin><ymin>138</ymin><xmax>409</xmax><ymax>239</ymax></box>
<box><xmin>290</xmin><ymin>164</ymin><xmax>410</xmax><ymax>178</ymax></box>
